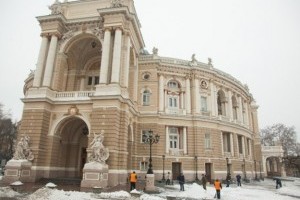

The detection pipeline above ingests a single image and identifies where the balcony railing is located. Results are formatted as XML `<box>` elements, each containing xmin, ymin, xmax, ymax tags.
<box><xmin>169</xmin><ymin>149</ymin><xmax>184</xmax><ymax>156</ymax></box>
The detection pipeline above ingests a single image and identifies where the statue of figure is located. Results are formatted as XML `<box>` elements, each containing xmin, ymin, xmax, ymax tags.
<box><xmin>13</xmin><ymin>135</ymin><xmax>34</xmax><ymax>161</ymax></box>
<box><xmin>208</xmin><ymin>57</ymin><xmax>212</xmax><ymax>65</ymax></box>
<box><xmin>191</xmin><ymin>54</ymin><xmax>197</xmax><ymax>62</ymax></box>
<box><xmin>49</xmin><ymin>1</ymin><xmax>62</xmax><ymax>15</ymax></box>
<box><xmin>89</xmin><ymin>131</ymin><xmax>109</xmax><ymax>163</ymax></box>
<box><xmin>111</xmin><ymin>0</ymin><xmax>123</xmax><ymax>8</ymax></box>
<box><xmin>152</xmin><ymin>47</ymin><xmax>158</xmax><ymax>55</ymax></box>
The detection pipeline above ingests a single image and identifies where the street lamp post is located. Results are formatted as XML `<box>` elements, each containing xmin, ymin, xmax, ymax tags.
<box><xmin>259</xmin><ymin>161</ymin><xmax>263</xmax><ymax>180</ymax></box>
<box><xmin>195</xmin><ymin>156</ymin><xmax>199</xmax><ymax>181</ymax></box>
<box><xmin>226</xmin><ymin>157</ymin><xmax>229</xmax><ymax>175</ymax></box>
<box><xmin>162</xmin><ymin>155</ymin><xmax>165</xmax><ymax>181</ymax></box>
<box><xmin>243</xmin><ymin>158</ymin><xmax>247</xmax><ymax>181</ymax></box>
<box><xmin>254</xmin><ymin>159</ymin><xmax>258</xmax><ymax>180</ymax></box>
<box><xmin>142</xmin><ymin>130</ymin><xmax>160</xmax><ymax>174</ymax></box>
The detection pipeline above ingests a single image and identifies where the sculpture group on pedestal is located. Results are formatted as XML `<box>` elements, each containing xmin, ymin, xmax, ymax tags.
<box><xmin>89</xmin><ymin>131</ymin><xmax>109</xmax><ymax>163</ymax></box>
<box><xmin>13</xmin><ymin>135</ymin><xmax>34</xmax><ymax>161</ymax></box>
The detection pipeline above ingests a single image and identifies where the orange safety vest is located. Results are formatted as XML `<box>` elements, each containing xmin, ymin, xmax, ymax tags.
<box><xmin>130</xmin><ymin>173</ymin><xmax>137</xmax><ymax>183</ymax></box>
<box><xmin>214</xmin><ymin>181</ymin><xmax>222</xmax><ymax>190</ymax></box>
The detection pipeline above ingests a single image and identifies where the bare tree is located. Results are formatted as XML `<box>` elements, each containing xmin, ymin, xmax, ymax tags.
<box><xmin>260</xmin><ymin>123</ymin><xmax>298</xmax><ymax>157</ymax></box>
<box><xmin>0</xmin><ymin>103</ymin><xmax>17</xmax><ymax>162</ymax></box>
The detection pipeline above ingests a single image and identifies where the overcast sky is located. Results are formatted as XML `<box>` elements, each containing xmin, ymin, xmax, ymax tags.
<box><xmin>0</xmin><ymin>0</ymin><xmax>300</xmax><ymax>140</ymax></box>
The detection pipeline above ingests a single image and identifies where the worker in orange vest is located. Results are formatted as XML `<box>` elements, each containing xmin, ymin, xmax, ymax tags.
<box><xmin>129</xmin><ymin>171</ymin><xmax>137</xmax><ymax>191</ymax></box>
<box><xmin>214</xmin><ymin>179</ymin><xmax>222</xmax><ymax>199</ymax></box>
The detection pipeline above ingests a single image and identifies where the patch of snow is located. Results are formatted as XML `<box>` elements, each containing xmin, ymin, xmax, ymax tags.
<box><xmin>10</xmin><ymin>181</ymin><xmax>23</xmax><ymax>186</ymax></box>
<box><xmin>130</xmin><ymin>189</ymin><xmax>141</xmax><ymax>194</ymax></box>
<box><xmin>46</xmin><ymin>182</ymin><xmax>57</xmax><ymax>188</ymax></box>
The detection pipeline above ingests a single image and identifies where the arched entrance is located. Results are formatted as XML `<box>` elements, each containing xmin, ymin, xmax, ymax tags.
<box><xmin>54</xmin><ymin>116</ymin><xmax>89</xmax><ymax>178</ymax></box>
<box><xmin>266</xmin><ymin>156</ymin><xmax>281</xmax><ymax>177</ymax></box>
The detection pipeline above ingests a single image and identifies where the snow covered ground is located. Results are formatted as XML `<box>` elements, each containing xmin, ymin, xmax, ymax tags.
<box><xmin>0</xmin><ymin>176</ymin><xmax>300</xmax><ymax>200</ymax></box>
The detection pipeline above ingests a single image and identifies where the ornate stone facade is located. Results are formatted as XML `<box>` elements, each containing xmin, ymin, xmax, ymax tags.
<box><xmin>5</xmin><ymin>0</ymin><xmax>262</xmax><ymax>187</ymax></box>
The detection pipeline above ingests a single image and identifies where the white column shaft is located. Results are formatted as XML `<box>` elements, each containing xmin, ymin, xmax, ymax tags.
<box><xmin>123</xmin><ymin>35</ymin><xmax>131</xmax><ymax>88</ymax></box>
<box><xmin>183</xmin><ymin>127</ymin><xmax>187</xmax><ymax>154</ymax></box>
<box><xmin>230</xmin><ymin>133</ymin><xmax>234</xmax><ymax>156</ymax></box>
<box><xmin>242</xmin><ymin>136</ymin><xmax>245</xmax><ymax>156</ymax></box>
<box><xmin>159</xmin><ymin>75</ymin><xmax>164</xmax><ymax>112</ymax></box>
<box><xmin>80</xmin><ymin>77</ymin><xmax>85</xmax><ymax>90</ymax></box>
<box><xmin>33</xmin><ymin>36</ymin><xmax>49</xmax><ymax>87</ymax></box>
<box><xmin>185</xmin><ymin>78</ymin><xmax>191</xmax><ymax>114</ymax></box>
<box><xmin>111</xmin><ymin>28</ymin><xmax>122</xmax><ymax>83</ymax></box>
<box><xmin>228</xmin><ymin>91</ymin><xmax>233</xmax><ymax>120</ymax></box>
<box><xmin>165</xmin><ymin>126</ymin><xmax>169</xmax><ymax>154</ymax></box>
<box><xmin>194</xmin><ymin>78</ymin><xmax>200</xmax><ymax>113</ymax></box>
<box><xmin>43</xmin><ymin>35</ymin><xmax>58</xmax><ymax>87</ymax></box>
<box><xmin>238</xmin><ymin>96</ymin><xmax>243</xmax><ymax>121</ymax></box>
<box><xmin>99</xmin><ymin>29</ymin><xmax>111</xmax><ymax>84</ymax></box>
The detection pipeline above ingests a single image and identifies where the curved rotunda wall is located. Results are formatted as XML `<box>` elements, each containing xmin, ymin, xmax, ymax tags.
<box><xmin>136</xmin><ymin>54</ymin><xmax>259</xmax><ymax>181</ymax></box>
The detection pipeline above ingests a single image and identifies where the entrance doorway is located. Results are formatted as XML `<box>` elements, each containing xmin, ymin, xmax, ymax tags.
<box><xmin>172</xmin><ymin>162</ymin><xmax>182</xmax><ymax>180</ymax></box>
<box><xmin>205</xmin><ymin>163</ymin><xmax>212</xmax><ymax>182</ymax></box>
<box><xmin>54</xmin><ymin>117</ymin><xmax>89</xmax><ymax>179</ymax></box>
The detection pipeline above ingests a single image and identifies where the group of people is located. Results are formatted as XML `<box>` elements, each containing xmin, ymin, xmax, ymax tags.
<box><xmin>129</xmin><ymin>171</ymin><xmax>281</xmax><ymax>200</ymax></box>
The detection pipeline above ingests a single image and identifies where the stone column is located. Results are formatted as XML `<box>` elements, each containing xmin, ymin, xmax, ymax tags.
<box><xmin>123</xmin><ymin>34</ymin><xmax>131</xmax><ymax>88</ymax></box>
<box><xmin>194</xmin><ymin>78</ymin><xmax>200</xmax><ymax>113</ymax></box>
<box><xmin>248</xmin><ymin>139</ymin><xmax>252</xmax><ymax>159</ymax></box>
<box><xmin>80</xmin><ymin>76</ymin><xmax>85</xmax><ymax>91</ymax></box>
<box><xmin>242</xmin><ymin>136</ymin><xmax>245</xmax><ymax>156</ymax></box>
<box><xmin>185</xmin><ymin>77</ymin><xmax>191</xmax><ymax>114</ymax></box>
<box><xmin>238</xmin><ymin>96</ymin><xmax>243</xmax><ymax>122</ymax></box>
<box><xmin>33</xmin><ymin>36</ymin><xmax>49</xmax><ymax>87</ymax></box>
<box><xmin>210</xmin><ymin>82</ymin><xmax>216</xmax><ymax>116</ymax></box>
<box><xmin>221</xmin><ymin>132</ymin><xmax>224</xmax><ymax>156</ymax></box>
<box><xmin>165</xmin><ymin>126</ymin><xmax>169</xmax><ymax>154</ymax></box>
<box><xmin>43</xmin><ymin>34</ymin><xmax>58</xmax><ymax>87</ymax></box>
<box><xmin>244</xmin><ymin>101</ymin><xmax>249</xmax><ymax>125</ymax></box>
<box><xmin>180</xmin><ymin>93</ymin><xmax>184</xmax><ymax>109</ymax></box>
<box><xmin>159</xmin><ymin>74</ymin><xmax>164</xmax><ymax>112</ymax></box>
<box><xmin>230</xmin><ymin>133</ymin><xmax>234</xmax><ymax>156</ymax></box>
<box><xmin>228</xmin><ymin>91</ymin><xmax>233</xmax><ymax>121</ymax></box>
<box><xmin>99</xmin><ymin>29</ymin><xmax>111</xmax><ymax>84</ymax></box>
<box><xmin>183</xmin><ymin>127</ymin><xmax>187</xmax><ymax>154</ymax></box>
<box><xmin>111</xmin><ymin>28</ymin><xmax>122</xmax><ymax>83</ymax></box>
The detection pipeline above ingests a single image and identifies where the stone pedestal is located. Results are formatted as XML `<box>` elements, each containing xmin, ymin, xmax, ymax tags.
<box><xmin>2</xmin><ymin>160</ymin><xmax>33</xmax><ymax>183</ymax></box>
<box><xmin>145</xmin><ymin>174</ymin><xmax>156</xmax><ymax>192</ymax></box>
<box><xmin>81</xmin><ymin>162</ymin><xmax>109</xmax><ymax>188</ymax></box>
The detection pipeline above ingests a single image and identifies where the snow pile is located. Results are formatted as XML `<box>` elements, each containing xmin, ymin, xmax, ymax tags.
<box><xmin>97</xmin><ymin>190</ymin><xmax>131</xmax><ymax>199</ymax></box>
<box><xmin>0</xmin><ymin>186</ymin><xmax>22</xmax><ymax>198</ymax></box>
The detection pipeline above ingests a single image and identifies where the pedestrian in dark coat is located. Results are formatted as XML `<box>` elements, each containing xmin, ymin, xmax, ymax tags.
<box><xmin>275</xmin><ymin>178</ymin><xmax>282</xmax><ymax>189</ymax></box>
<box><xmin>236</xmin><ymin>174</ymin><xmax>242</xmax><ymax>186</ymax></box>
<box><xmin>177</xmin><ymin>173</ymin><xmax>185</xmax><ymax>191</ymax></box>
<box><xmin>226</xmin><ymin>173</ymin><xmax>231</xmax><ymax>187</ymax></box>
<box><xmin>201</xmin><ymin>174</ymin><xmax>207</xmax><ymax>190</ymax></box>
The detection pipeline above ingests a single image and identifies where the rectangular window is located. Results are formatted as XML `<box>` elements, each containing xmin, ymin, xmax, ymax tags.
<box><xmin>205</xmin><ymin>133</ymin><xmax>211</xmax><ymax>149</ymax></box>
<box><xmin>169</xmin><ymin>127</ymin><xmax>179</xmax><ymax>149</ymax></box>
<box><xmin>168</xmin><ymin>97</ymin><xmax>178</xmax><ymax>108</ymax></box>
<box><xmin>238</xmin><ymin>135</ymin><xmax>243</xmax><ymax>154</ymax></box>
<box><xmin>94</xmin><ymin>76</ymin><xmax>99</xmax><ymax>85</ymax></box>
<box><xmin>141</xmin><ymin>130</ymin><xmax>151</xmax><ymax>143</ymax></box>
<box><xmin>140</xmin><ymin>161</ymin><xmax>148</xmax><ymax>171</ymax></box>
<box><xmin>201</xmin><ymin>96</ymin><xmax>208</xmax><ymax>112</ymax></box>
<box><xmin>223</xmin><ymin>132</ymin><xmax>231</xmax><ymax>152</ymax></box>
<box><xmin>143</xmin><ymin>92</ymin><xmax>150</xmax><ymax>106</ymax></box>
<box><xmin>88</xmin><ymin>76</ymin><xmax>93</xmax><ymax>85</ymax></box>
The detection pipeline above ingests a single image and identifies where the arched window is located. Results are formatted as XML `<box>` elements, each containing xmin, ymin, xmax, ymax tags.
<box><xmin>142</xmin><ymin>90</ymin><xmax>151</xmax><ymax>106</ymax></box>
<box><xmin>168</xmin><ymin>81</ymin><xmax>178</xmax><ymax>88</ymax></box>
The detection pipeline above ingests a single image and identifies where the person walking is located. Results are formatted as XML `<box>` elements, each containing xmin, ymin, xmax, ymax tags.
<box><xmin>129</xmin><ymin>171</ymin><xmax>137</xmax><ymax>191</ymax></box>
<box><xmin>166</xmin><ymin>172</ymin><xmax>171</xmax><ymax>185</ymax></box>
<box><xmin>177</xmin><ymin>173</ymin><xmax>185</xmax><ymax>191</ymax></box>
<box><xmin>275</xmin><ymin>178</ymin><xmax>282</xmax><ymax>189</ymax></box>
<box><xmin>226</xmin><ymin>173</ymin><xmax>231</xmax><ymax>187</ymax></box>
<box><xmin>201</xmin><ymin>174</ymin><xmax>207</xmax><ymax>190</ymax></box>
<box><xmin>214</xmin><ymin>179</ymin><xmax>222</xmax><ymax>199</ymax></box>
<box><xmin>236</xmin><ymin>174</ymin><xmax>242</xmax><ymax>186</ymax></box>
